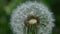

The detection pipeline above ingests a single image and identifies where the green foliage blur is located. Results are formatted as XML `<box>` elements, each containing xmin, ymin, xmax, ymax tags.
<box><xmin>0</xmin><ymin>0</ymin><xmax>60</xmax><ymax>34</ymax></box>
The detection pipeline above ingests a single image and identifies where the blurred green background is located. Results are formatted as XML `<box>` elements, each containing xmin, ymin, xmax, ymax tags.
<box><xmin>0</xmin><ymin>0</ymin><xmax>60</xmax><ymax>34</ymax></box>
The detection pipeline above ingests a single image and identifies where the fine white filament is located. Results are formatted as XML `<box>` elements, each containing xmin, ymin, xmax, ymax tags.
<box><xmin>10</xmin><ymin>1</ymin><xmax>55</xmax><ymax>34</ymax></box>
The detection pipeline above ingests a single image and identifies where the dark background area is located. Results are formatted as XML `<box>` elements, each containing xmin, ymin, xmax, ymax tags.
<box><xmin>0</xmin><ymin>0</ymin><xmax>60</xmax><ymax>34</ymax></box>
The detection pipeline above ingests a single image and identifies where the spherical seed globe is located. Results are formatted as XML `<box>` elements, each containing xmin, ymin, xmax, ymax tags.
<box><xmin>10</xmin><ymin>1</ymin><xmax>55</xmax><ymax>34</ymax></box>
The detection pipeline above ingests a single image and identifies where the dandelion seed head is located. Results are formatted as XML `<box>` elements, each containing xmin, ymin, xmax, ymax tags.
<box><xmin>10</xmin><ymin>1</ymin><xmax>55</xmax><ymax>34</ymax></box>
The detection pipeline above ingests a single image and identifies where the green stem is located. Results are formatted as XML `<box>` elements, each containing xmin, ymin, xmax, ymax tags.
<box><xmin>26</xmin><ymin>27</ymin><xmax>37</xmax><ymax>34</ymax></box>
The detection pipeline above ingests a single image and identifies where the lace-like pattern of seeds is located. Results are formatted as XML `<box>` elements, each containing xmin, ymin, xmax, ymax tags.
<box><xmin>10</xmin><ymin>1</ymin><xmax>55</xmax><ymax>34</ymax></box>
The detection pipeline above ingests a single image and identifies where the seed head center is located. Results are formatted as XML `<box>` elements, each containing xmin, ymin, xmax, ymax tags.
<box><xmin>28</xmin><ymin>19</ymin><xmax>37</xmax><ymax>24</ymax></box>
